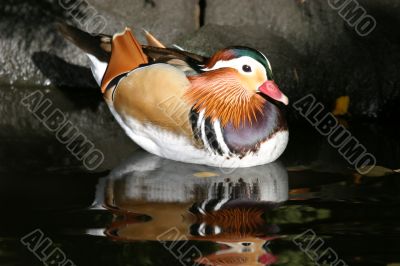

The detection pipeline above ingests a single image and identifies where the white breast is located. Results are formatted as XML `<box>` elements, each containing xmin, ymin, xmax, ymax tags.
<box><xmin>108</xmin><ymin>104</ymin><xmax>288</xmax><ymax>168</ymax></box>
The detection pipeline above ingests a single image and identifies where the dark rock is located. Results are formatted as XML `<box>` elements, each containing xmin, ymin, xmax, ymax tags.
<box><xmin>0</xmin><ymin>84</ymin><xmax>138</xmax><ymax>171</ymax></box>
<box><xmin>205</xmin><ymin>0</ymin><xmax>346</xmax><ymax>54</ymax></box>
<box><xmin>0</xmin><ymin>0</ymin><xmax>198</xmax><ymax>87</ymax></box>
<box><xmin>205</xmin><ymin>0</ymin><xmax>400</xmax><ymax>53</ymax></box>
<box><xmin>86</xmin><ymin>0</ymin><xmax>198</xmax><ymax>41</ymax></box>
<box><xmin>204</xmin><ymin>0</ymin><xmax>400</xmax><ymax>119</ymax></box>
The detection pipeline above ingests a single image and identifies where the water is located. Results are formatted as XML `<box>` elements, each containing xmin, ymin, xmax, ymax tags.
<box><xmin>1</xmin><ymin>121</ymin><xmax>399</xmax><ymax>266</ymax></box>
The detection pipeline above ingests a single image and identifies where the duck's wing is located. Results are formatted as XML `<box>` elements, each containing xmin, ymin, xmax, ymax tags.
<box><xmin>59</xmin><ymin>23</ymin><xmax>207</xmax><ymax>82</ymax></box>
<box><xmin>102</xmin><ymin>29</ymin><xmax>200</xmax><ymax>140</ymax></box>
<box><xmin>142</xmin><ymin>45</ymin><xmax>207</xmax><ymax>74</ymax></box>
<box><xmin>112</xmin><ymin>63</ymin><xmax>194</xmax><ymax>137</ymax></box>
<box><xmin>59</xmin><ymin>23</ymin><xmax>203</xmax><ymax>138</ymax></box>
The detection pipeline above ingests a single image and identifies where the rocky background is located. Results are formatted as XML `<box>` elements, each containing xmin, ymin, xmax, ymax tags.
<box><xmin>1</xmin><ymin>0</ymin><xmax>400</xmax><ymax>171</ymax></box>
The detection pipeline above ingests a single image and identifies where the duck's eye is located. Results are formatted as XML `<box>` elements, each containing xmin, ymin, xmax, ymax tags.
<box><xmin>242</xmin><ymin>65</ymin><xmax>252</xmax><ymax>72</ymax></box>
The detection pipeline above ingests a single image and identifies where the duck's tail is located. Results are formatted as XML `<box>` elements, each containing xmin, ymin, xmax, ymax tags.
<box><xmin>58</xmin><ymin>23</ymin><xmax>163</xmax><ymax>93</ymax></box>
<box><xmin>58</xmin><ymin>23</ymin><xmax>112</xmax><ymax>88</ymax></box>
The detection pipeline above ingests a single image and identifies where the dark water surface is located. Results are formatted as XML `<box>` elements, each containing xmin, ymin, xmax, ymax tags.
<box><xmin>1</xmin><ymin>121</ymin><xmax>399</xmax><ymax>266</ymax></box>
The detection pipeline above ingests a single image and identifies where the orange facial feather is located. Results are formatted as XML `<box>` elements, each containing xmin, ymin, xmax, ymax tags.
<box><xmin>185</xmin><ymin>68</ymin><xmax>265</xmax><ymax>128</ymax></box>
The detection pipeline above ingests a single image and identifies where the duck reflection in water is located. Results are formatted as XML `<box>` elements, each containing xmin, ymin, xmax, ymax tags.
<box><xmin>96</xmin><ymin>150</ymin><xmax>288</xmax><ymax>265</ymax></box>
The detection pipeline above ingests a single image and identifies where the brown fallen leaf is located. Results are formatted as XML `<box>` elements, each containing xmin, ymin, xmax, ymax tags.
<box><xmin>332</xmin><ymin>96</ymin><xmax>350</xmax><ymax>116</ymax></box>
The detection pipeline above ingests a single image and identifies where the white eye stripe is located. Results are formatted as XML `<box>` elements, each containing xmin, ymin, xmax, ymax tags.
<box><xmin>259</xmin><ymin>51</ymin><xmax>272</xmax><ymax>71</ymax></box>
<box><xmin>202</xmin><ymin>56</ymin><xmax>267</xmax><ymax>77</ymax></box>
<box><xmin>267</xmin><ymin>59</ymin><xmax>272</xmax><ymax>71</ymax></box>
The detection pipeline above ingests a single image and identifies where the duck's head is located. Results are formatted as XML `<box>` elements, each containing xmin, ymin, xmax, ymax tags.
<box><xmin>204</xmin><ymin>46</ymin><xmax>288</xmax><ymax>105</ymax></box>
<box><xmin>186</xmin><ymin>46</ymin><xmax>288</xmax><ymax>128</ymax></box>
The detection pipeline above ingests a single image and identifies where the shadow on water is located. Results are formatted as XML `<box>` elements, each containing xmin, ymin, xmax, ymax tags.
<box><xmin>1</xmin><ymin>133</ymin><xmax>400</xmax><ymax>265</ymax></box>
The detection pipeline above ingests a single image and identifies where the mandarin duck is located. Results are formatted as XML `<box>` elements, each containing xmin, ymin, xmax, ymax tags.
<box><xmin>59</xmin><ymin>24</ymin><xmax>289</xmax><ymax>168</ymax></box>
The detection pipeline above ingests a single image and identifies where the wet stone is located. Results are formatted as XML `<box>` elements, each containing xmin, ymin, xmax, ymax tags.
<box><xmin>0</xmin><ymin>0</ymin><xmax>198</xmax><ymax>87</ymax></box>
<box><xmin>204</xmin><ymin>1</ymin><xmax>400</xmax><ymax>119</ymax></box>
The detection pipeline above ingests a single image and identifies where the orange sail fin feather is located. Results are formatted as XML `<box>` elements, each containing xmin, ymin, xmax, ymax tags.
<box><xmin>143</xmin><ymin>29</ymin><xmax>166</xmax><ymax>48</ymax></box>
<box><xmin>101</xmin><ymin>28</ymin><xmax>148</xmax><ymax>93</ymax></box>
